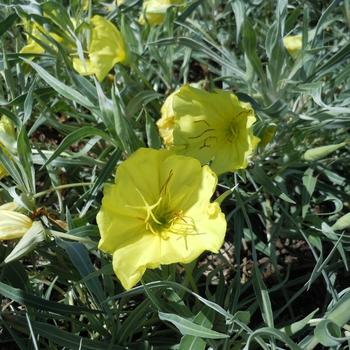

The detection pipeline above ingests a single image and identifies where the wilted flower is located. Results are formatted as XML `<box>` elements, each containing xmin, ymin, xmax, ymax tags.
<box><xmin>0</xmin><ymin>203</ymin><xmax>33</xmax><ymax>240</ymax></box>
<box><xmin>20</xmin><ymin>22</ymin><xmax>64</xmax><ymax>55</ymax></box>
<box><xmin>140</xmin><ymin>0</ymin><xmax>185</xmax><ymax>26</ymax></box>
<box><xmin>157</xmin><ymin>85</ymin><xmax>260</xmax><ymax>175</ymax></box>
<box><xmin>283</xmin><ymin>34</ymin><xmax>302</xmax><ymax>58</ymax></box>
<box><xmin>97</xmin><ymin>148</ymin><xmax>226</xmax><ymax>290</ymax></box>
<box><xmin>72</xmin><ymin>15</ymin><xmax>127</xmax><ymax>81</ymax></box>
<box><xmin>21</xmin><ymin>15</ymin><xmax>126</xmax><ymax>82</ymax></box>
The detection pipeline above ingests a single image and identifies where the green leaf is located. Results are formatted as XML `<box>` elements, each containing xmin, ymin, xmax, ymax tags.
<box><xmin>251</xmin><ymin>165</ymin><xmax>296</xmax><ymax>204</ymax></box>
<box><xmin>0</xmin><ymin>282</ymin><xmax>99</xmax><ymax>315</ymax></box>
<box><xmin>145</xmin><ymin>111</ymin><xmax>161</xmax><ymax>149</ymax></box>
<box><xmin>17</xmin><ymin>126</ymin><xmax>35</xmax><ymax>193</ymax></box>
<box><xmin>22</xmin><ymin>59</ymin><xmax>95</xmax><ymax>110</ymax></box>
<box><xmin>244</xmin><ymin>327</ymin><xmax>302</xmax><ymax>350</ymax></box>
<box><xmin>252</xmin><ymin>265</ymin><xmax>274</xmax><ymax>328</ymax></box>
<box><xmin>242</xmin><ymin>19</ymin><xmax>266</xmax><ymax>86</ymax></box>
<box><xmin>301</xmin><ymin>168</ymin><xmax>317</xmax><ymax>218</ymax></box>
<box><xmin>159</xmin><ymin>312</ymin><xmax>229</xmax><ymax>339</ymax></box>
<box><xmin>43</xmin><ymin>126</ymin><xmax>112</xmax><ymax>167</ymax></box>
<box><xmin>178</xmin><ymin>307</ymin><xmax>214</xmax><ymax>350</ymax></box>
<box><xmin>314</xmin><ymin>319</ymin><xmax>349</xmax><ymax>347</ymax></box>
<box><xmin>332</xmin><ymin>213</ymin><xmax>350</xmax><ymax>231</ymax></box>
<box><xmin>111</xmin><ymin>90</ymin><xmax>142</xmax><ymax>154</ymax></box>
<box><xmin>0</xmin><ymin>13</ymin><xmax>18</xmax><ymax>37</ymax></box>
<box><xmin>57</xmin><ymin>240</ymin><xmax>106</xmax><ymax>306</ymax></box>
<box><xmin>5</xmin><ymin>316</ymin><xmax>125</xmax><ymax>350</ymax></box>
<box><xmin>280</xmin><ymin>309</ymin><xmax>318</xmax><ymax>336</ymax></box>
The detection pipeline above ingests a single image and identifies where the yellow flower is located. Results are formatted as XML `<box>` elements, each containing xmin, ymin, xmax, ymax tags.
<box><xmin>97</xmin><ymin>148</ymin><xmax>226</xmax><ymax>290</ymax></box>
<box><xmin>72</xmin><ymin>15</ymin><xmax>127</xmax><ymax>81</ymax></box>
<box><xmin>140</xmin><ymin>0</ymin><xmax>185</xmax><ymax>26</ymax></box>
<box><xmin>283</xmin><ymin>34</ymin><xmax>302</xmax><ymax>58</ymax></box>
<box><xmin>0</xmin><ymin>203</ymin><xmax>33</xmax><ymax>240</ymax></box>
<box><xmin>0</xmin><ymin>116</ymin><xmax>16</xmax><ymax>180</ymax></box>
<box><xmin>20</xmin><ymin>22</ymin><xmax>64</xmax><ymax>55</ymax></box>
<box><xmin>157</xmin><ymin>85</ymin><xmax>260</xmax><ymax>175</ymax></box>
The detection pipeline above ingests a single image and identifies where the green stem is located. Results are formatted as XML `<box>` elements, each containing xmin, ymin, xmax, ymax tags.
<box><xmin>50</xmin><ymin>230</ymin><xmax>96</xmax><ymax>245</ymax></box>
<box><xmin>34</xmin><ymin>182</ymin><xmax>93</xmax><ymax>199</ymax></box>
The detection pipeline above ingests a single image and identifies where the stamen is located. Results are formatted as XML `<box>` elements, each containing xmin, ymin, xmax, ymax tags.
<box><xmin>188</xmin><ymin>128</ymin><xmax>214</xmax><ymax>140</ymax></box>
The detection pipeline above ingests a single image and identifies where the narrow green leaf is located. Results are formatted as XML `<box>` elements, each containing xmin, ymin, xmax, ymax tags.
<box><xmin>57</xmin><ymin>240</ymin><xmax>106</xmax><ymax>306</ymax></box>
<box><xmin>332</xmin><ymin>213</ymin><xmax>350</xmax><ymax>231</ymax></box>
<box><xmin>178</xmin><ymin>308</ymin><xmax>214</xmax><ymax>350</ymax></box>
<box><xmin>280</xmin><ymin>309</ymin><xmax>318</xmax><ymax>336</ymax></box>
<box><xmin>159</xmin><ymin>312</ymin><xmax>229</xmax><ymax>339</ymax></box>
<box><xmin>6</xmin><ymin>316</ymin><xmax>124</xmax><ymax>350</ymax></box>
<box><xmin>145</xmin><ymin>112</ymin><xmax>161</xmax><ymax>149</ymax></box>
<box><xmin>252</xmin><ymin>265</ymin><xmax>274</xmax><ymax>328</ymax></box>
<box><xmin>0</xmin><ymin>282</ymin><xmax>100</xmax><ymax>315</ymax></box>
<box><xmin>22</xmin><ymin>59</ymin><xmax>95</xmax><ymax>110</ymax></box>
<box><xmin>0</xmin><ymin>13</ymin><xmax>18</xmax><ymax>37</ymax></box>
<box><xmin>43</xmin><ymin>126</ymin><xmax>112</xmax><ymax>167</ymax></box>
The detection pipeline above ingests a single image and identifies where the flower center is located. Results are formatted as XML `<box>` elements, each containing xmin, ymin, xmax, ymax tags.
<box><xmin>129</xmin><ymin>170</ymin><xmax>198</xmax><ymax>246</ymax></box>
<box><xmin>140</xmin><ymin>194</ymin><xmax>196</xmax><ymax>242</ymax></box>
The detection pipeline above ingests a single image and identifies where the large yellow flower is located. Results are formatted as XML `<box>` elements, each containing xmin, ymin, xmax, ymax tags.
<box><xmin>0</xmin><ymin>203</ymin><xmax>33</xmax><ymax>240</ymax></box>
<box><xmin>97</xmin><ymin>148</ymin><xmax>226</xmax><ymax>290</ymax></box>
<box><xmin>157</xmin><ymin>85</ymin><xmax>260</xmax><ymax>175</ymax></box>
<box><xmin>72</xmin><ymin>15</ymin><xmax>127</xmax><ymax>81</ymax></box>
<box><xmin>140</xmin><ymin>0</ymin><xmax>185</xmax><ymax>26</ymax></box>
<box><xmin>0</xmin><ymin>116</ymin><xmax>16</xmax><ymax>180</ymax></box>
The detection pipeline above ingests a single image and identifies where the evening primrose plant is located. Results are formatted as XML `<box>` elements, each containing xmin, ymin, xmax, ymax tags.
<box><xmin>1</xmin><ymin>0</ymin><xmax>350</xmax><ymax>349</ymax></box>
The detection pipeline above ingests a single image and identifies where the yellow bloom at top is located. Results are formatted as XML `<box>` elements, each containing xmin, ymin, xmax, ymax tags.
<box><xmin>157</xmin><ymin>85</ymin><xmax>260</xmax><ymax>175</ymax></box>
<box><xmin>283</xmin><ymin>34</ymin><xmax>302</xmax><ymax>58</ymax></box>
<box><xmin>72</xmin><ymin>15</ymin><xmax>127</xmax><ymax>81</ymax></box>
<box><xmin>140</xmin><ymin>0</ymin><xmax>185</xmax><ymax>26</ymax></box>
<box><xmin>97</xmin><ymin>148</ymin><xmax>226</xmax><ymax>290</ymax></box>
<box><xmin>0</xmin><ymin>202</ymin><xmax>33</xmax><ymax>240</ymax></box>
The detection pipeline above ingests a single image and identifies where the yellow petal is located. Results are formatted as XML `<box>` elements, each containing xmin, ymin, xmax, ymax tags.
<box><xmin>0</xmin><ymin>209</ymin><xmax>33</xmax><ymax>240</ymax></box>
<box><xmin>112</xmin><ymin>234</ymin><xmax>161</xmax><ymax>290</ymax></box>
<box><xmin>97</xmin><ymin>184</ymin><xmax>146</xmax><ymax>254</ymax></box>
<box><xmin>88</xmin><ymin>15</ymin><xmax>127</xmax><ymax>81</ymax></box>
<box><xmin>72</xmin><ymin>57</ymin><xmax>96</xmax><ymax>76</ymax></box>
